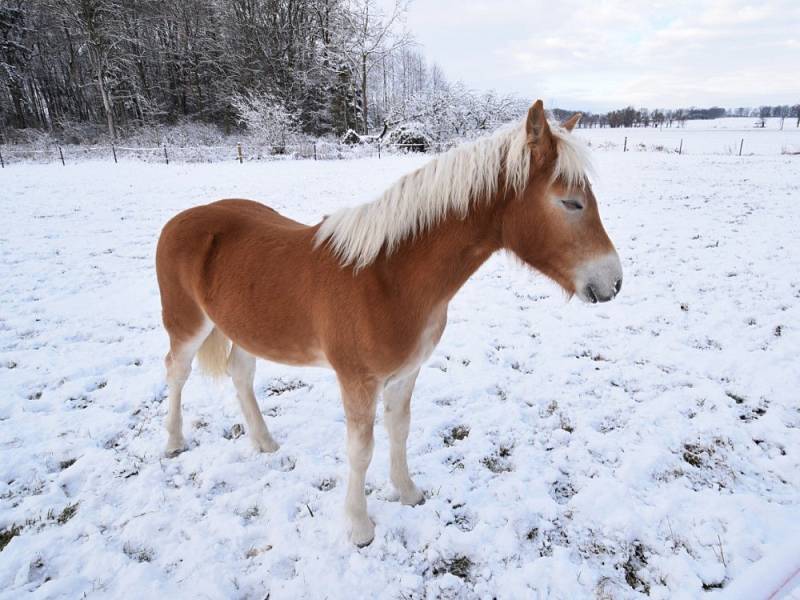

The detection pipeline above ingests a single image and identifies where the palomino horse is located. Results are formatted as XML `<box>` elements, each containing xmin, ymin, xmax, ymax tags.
<box><xmin>156</xmin><ymin>100</ymin><xmax>622</xmax><ymax>546</ymax></box>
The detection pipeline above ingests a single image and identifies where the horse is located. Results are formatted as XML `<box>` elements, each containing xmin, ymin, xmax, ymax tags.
<box><xmin>155</xmin><ymin>100</ymin><xmax>622</xmax><ymax>546</ymax></box>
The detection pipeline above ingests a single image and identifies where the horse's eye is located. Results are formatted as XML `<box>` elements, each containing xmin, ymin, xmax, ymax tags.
<box><xmin>561</xmin><ymin>198</ymin><xmax>584</xmax><ymax>211</ymax></box>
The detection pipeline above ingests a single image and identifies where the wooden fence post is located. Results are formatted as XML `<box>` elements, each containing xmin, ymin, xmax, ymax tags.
<box><xmin>738</xmin><ymin>138</ymin><xmax>744</xmax><ymax>156</ymax></box>
<box><xmin>111</xmin><ymin>144</ymin><xmax>117</xmax><ymax>163</ymax></box>
<box><xmin>623</xmin><ymin>136</ymin><xmax>627</xmax><ymax>152</ymax></box>
<box><xmin>678</xmin><ymin>139</ymin><xmax>683</xmax><ymax>155</ymax></box>
<box><xmin>58</xmin><ymin>146</ymin><xmax>65</xmax><ymax>166</ymax></box>
<box><xmin>163</xmin><ymin>145</ymin><xmax>169</xmax><ymax>165</ymax></box>
<box><xmin>378</xmin><ymin>140</ymin><xmax>381</xmax><ymax>159</ymax></box>
<box><xmin>0</xmin><ymin>147</ymin><xmax>4</xmax><ymax>169</ymax></box>
<box><xmin>313</xmin><ymin>143</ymin><xmax>317</xmax><ymax>161</ymax></box>
<box><xmin>237</xmin><ymin>142</ymin><xmax>243</xmax><ymax>164</ymax></box>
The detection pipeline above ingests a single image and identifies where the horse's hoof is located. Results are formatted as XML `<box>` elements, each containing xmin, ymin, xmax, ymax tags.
<box><xmin>253</xmin><ymin>436</ymin><xmax>280</xmax><ymax>453</ymax></box>
<box><xmin>400</xmin><ymin>486</ymin><xmax>425</xmax><ymax>507</ymax></box>
<box><xmin>164</xmin><ymin>444</ymin><xmax>187</xmax><ymax>458</ymax></box>
<box><xmin>350</xmin><ymin>520</ymin><xmax>375</xmax><ymax>547</ymax></box>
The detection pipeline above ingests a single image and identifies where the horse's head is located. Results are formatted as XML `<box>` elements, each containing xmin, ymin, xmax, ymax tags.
<box><xmin>502</xmin><ymin>100</ymin><xmax>622</xmax><ymax>303</ymax></box>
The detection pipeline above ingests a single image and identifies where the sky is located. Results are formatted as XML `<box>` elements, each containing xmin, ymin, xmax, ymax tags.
<box><xmin>399</xmin><ymin>0</ymin><xmax>799</xmax><ymax>111</ymax></box>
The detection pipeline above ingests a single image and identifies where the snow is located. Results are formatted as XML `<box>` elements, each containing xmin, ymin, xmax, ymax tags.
<box><xmin>1</xmin><ymin>149</ymin><xmax>799</xmax><ymax>599</ymax></box>
<box><xmin>716</xmin><ymin>535</ymin><xmax>800</xmax><ymax>599</ymax></box>
<box><xmin>576</xmin><ymin>117</ymin><xmax>800</xmax><ymax>156</ymax></box>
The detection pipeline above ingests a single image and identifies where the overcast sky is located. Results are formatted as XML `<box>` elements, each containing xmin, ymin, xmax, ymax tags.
<box><xmin>401</xmin><ymin>0</ymin><xmax>799</xmax><ymax>111</ymax></box>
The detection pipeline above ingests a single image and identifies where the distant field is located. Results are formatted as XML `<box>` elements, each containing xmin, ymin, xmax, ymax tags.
<box><xmin>577</xmin><ymin>117</ymin><xmax>800</xmax><ymax>155</ymax></box>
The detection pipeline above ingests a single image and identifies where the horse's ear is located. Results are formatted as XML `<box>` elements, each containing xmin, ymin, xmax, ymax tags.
<box><xmin>526</xmin><ymin>99</ymin><xmax>553</xmax><ymax>163</ymax></box>
<box><xmin>526</xmin><ymin>99</ymin><xmax>549</xmax><ymax>142</ymax></box>
<box><xmin>562</xmin><ymin>113</ymin><xmax>581</xmax><ymax>132</ymax></box>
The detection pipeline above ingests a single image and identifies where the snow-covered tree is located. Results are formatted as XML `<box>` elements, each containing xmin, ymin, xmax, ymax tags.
<box><xmin>230</xmin><ymin>92</ymin><xmax>298</xmax><ymax>148</ymax></box>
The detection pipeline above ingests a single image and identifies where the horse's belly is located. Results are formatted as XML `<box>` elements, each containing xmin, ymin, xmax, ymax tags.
<box><xmin>207</xmin><ymin>302</ymin><xmax>327</xmax><ymax>368</ymax></box>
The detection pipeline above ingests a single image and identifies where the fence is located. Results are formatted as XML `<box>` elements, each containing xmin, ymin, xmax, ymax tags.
<box><xmin>1</xmin><ymin>134</ymin><xmax>798</xmax><ymax>168</ymax></box>
<box><xmin>0</xmin><ymin>140</ymin><xmax>456</xmax><ymax>167</ymax></box>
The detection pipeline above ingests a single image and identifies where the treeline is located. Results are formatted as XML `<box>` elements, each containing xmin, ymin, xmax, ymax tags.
<box><xmin>0</xmin><ymin>0</ymin><xmax>529</xmax><ymax>145</ymax></box>
<box><xmin>554</xmin><ymin>104</ymin><xmax>800</xmax><ymax>129</ymax></box>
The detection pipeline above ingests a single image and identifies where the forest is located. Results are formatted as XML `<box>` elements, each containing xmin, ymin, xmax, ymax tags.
<box><xmin>1</xmin><ymin>0</ymin><xmax>798</xmax><ymax>147</ymax></box>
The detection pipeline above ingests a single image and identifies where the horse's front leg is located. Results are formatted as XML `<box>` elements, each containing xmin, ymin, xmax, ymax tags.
<box><xmin>383</xmin><ymin>369</ymin><xmax>425</xmax><ymax>506</ymax></box>
<box><xmin>338</xmin><ymin>374</ymin><xmax>379</xmax><ymax>546</ymax></box>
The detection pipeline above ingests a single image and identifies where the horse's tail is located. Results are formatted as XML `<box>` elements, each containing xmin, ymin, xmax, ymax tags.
<box><xmin>196</xmin><ymin>327</ymin><xmax>231</xmax><ymax>378</ymax></box>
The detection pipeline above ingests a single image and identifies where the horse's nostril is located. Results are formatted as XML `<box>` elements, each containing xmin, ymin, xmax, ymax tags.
<box><xmin>585</xmin><ymin>285</ymin><xmax>598</xmax><ymax>303</ymax></box>
<box><xmin>614</xmin><ymin>278</ymin><xmax>622</xmax><ymax>295</ymax></box>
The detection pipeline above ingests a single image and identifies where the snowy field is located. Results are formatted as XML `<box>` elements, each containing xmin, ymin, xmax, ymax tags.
<box><xmin>576</xmin><ymin>117</ymin><xmax>800</xmax><ymax>156</ymax></box>
<box><xmin>1</xmin><ymin>117</ymin><xmax>798</xmax><ymax>166</ymax></box>
<box><xmin>1</xmin><ymin>150</ymin><xmax>799</xmax><ymax>599</ymax></box>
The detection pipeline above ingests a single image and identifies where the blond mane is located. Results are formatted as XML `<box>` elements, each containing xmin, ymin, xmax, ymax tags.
<box><xmin>315</xmin><ymin>119</ymin><xmax>591</xmax><ymax>268</ymax></box>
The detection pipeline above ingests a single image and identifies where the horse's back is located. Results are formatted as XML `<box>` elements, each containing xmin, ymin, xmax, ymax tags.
<box><xmin>161</xmin><ymin>199</ymin><xmax>307</xmax><ymax>241</ymax></box>
<box><xmin>156</xmin><ymin>200</ymin><xmax>316</xmax><ymax>360</ymax></box>
<box><xmin>207</xmin><ymin>199</ymin><xmax>308</xmax><ymax>231</ymax></box>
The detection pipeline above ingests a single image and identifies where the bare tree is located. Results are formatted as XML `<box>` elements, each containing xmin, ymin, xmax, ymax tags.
<box><xmin>338</xmin><ymin>0</ymin><xmax>412</xmax><ymax>134</ymax></box>
<box><xmin>53</xmin><ymin>0</ymin><xmax>121</xmax><ymax>139</ymax></box>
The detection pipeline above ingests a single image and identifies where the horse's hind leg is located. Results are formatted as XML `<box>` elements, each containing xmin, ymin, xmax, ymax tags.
<box><xmin>227</xmin><ymin>344</ymin><xmax>279</xmax><ymax>452</ymax></box>
<box><xmin>164</xmin><ymin>321</ymin><xmax>213</xmax><ymax>456</ymax></box>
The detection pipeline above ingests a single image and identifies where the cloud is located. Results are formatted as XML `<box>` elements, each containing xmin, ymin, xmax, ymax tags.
<box><xmin>403</xmin><ymin>0</ymin><xmax>800</xmax><ymax>109</ymax></box>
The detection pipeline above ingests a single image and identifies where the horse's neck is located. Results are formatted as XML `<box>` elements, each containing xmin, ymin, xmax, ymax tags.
<box><xmin>376</xmin><ymin>195</ymin><xmax>505</xmax><ymax>307</ymax></box>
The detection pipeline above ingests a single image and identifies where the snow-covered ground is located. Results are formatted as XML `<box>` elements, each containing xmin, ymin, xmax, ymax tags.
<box><xmin>1</xmin><ymin>150</ymin><xmax>799</xmax><ymax>599</ymax></box>
<box><xmin>576</xmin><ymin>117</ymin><xmax>800</xmax><ymax>156</ymax></box>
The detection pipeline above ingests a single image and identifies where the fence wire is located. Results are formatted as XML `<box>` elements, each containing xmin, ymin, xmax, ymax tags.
<box><xmin>1</xmin><ymin>136</ymin><xmax>797</xmax><ymax>168</ymax></box>
<box><xmin>0</xmin><ymin>140</ymin><xmax>457</xmax><ymax>167</ymax></box>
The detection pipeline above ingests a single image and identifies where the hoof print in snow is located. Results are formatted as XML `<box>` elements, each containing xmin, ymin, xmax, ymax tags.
<box><xmin>622</xmin><ymin>542</ymin><xmax>651</xmax><ymax>595</ymax></box>
<box><xmin>68</xmin><ymin>395</ymin><xmax>91</xmax><ymax>409</ymax></box>
<box><xmin>123</xmin><ymin>542</ymin><xmax>154</xmax><ymax>563</ymax></box>
<box><xmin>550</xmin><ymin>478</ymin><xmax>576</xmax><ymax>505</ymax></box>
<box><xmin>431</xmin><ymin>555</ymin><xmax>473</xmax><ymax>581</ymax></box>
<box><xmin>315</xmin><ymin>478</ymin><xmax>336</xmax><ymax>491</ymax></box>
<box><xmin>481</xmin><ymin>445</ymin><xmax>513</xmax><ymax>473</ymax></box>
<box><xmin>239</xmin><ymin>505</ymin><xmax>260</xmax><ymax>522</ymax></box>
<box><xmin>739</xmin><ymin>405</ymin><xmax>767</xmax><ymax>422</ymax></box>
<box><xmin>442</xmin><ymin>425</ymin><xmax>470</xmax><ymax>447</ymax></box>
<box><xmin>526</xmin><ymin>523</ymin><xmax>570</xmax><ymax>557</ymax></box>
<box><xmin>682</xmin><ymin>443</ymin><xmax>710</xmax><ymax>468</ymax></box>
<box><xmin>681</xmin><ymin>438</ymin><xmax>736</xmax><ymax>490</ymax></box>
<box><xmin>224</xmin><ymin>423</ymin><xmax>245</xmax><ymax>440</ymax></box>
<box><xmin>445</xmin><ymin>503</ymin><xmax>475</xmax><ymax>532</ymax></box>
<box><xmin>445</xmin><ymin>455</ymin><xmax>465</xmax><ymax>471</ymax></box>
<box><xmin>726</xmin><ymin>392</ymin><xmax>768</xmax><ymax>422</ymax></box>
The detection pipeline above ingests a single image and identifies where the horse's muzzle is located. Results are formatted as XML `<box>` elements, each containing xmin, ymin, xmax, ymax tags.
<box><xmin>574</xmin><ymin>253</ymin><xmax>623</xmax><ymax>304</ymax></box>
